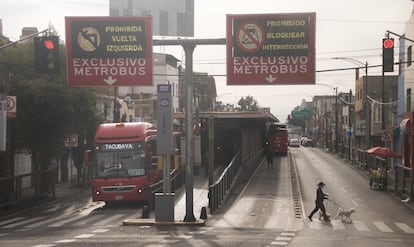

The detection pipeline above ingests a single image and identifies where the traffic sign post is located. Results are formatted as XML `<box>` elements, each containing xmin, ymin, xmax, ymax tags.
<box><xmin>65</xmin><ymin>16</ymin><xmax>153</xmax><ymax>86</ymax></box>
<box><xmin>0</xmin><ymin>94</ymin><xmax>7</xmax><ymax>151</ymax></box>
<box><xmin>227</xmin><ymin>13</ymin><xmax>316</xmax><ymax>85</ymax></box>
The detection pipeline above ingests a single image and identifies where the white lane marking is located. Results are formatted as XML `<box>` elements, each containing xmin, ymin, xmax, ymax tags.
<box><xmin>395</xmin><ymin>223</ymin><xmax>414</xmax><ymax>234</ymax></box>
<box><xmin>32</xmin><ymin>245</ymin><xmax>55</xmax><ymax>247</ymax></box>
<box><xmin>92</xmin><ymin>228</ymin><xmax>110</xmax><ymax>233</ymax></box>
<box><xmin>351</xmin><ymin>199</ymin><xmax>359</xmax><ymax>207</ymax></box>
<box><xmin>74</xmin><ymin>234</ymin><xmax>95</xmax><ymax>238</ymax></box>
<box><xmin>281</xmin><ymin>232</ymin><xmax>295</xmax><ymax>237</ymax></box>
<box><xmin>331</xmin><ymin>220</ymin><xmax>346</xmax><ymax>230</ymax></box>
<box><xmin>353</xmin><ymin>220</ymin><xmax>370</xmax><ymax>231</ymax></box>
<box><xmin>276</xmin><ymin>236</ymin><xmax>292</xmax><ymax>241</ymax></box>
<box><xmin>270</xmin><ymin>241</ymin><xmax>288</xmax><ymax>246</ymax></box>
<box><xmin>373</xmin><ymin>221</ymin><xmax>394</xmax><ymax>233</ymax></box>
<box><xmin>3</xmin><ymin>216</ymin><xmax>45</xmax><ymax>228</ymax></box>
<box><xmin>54</xmin><ymin>239</ymin><xmax>76</xmax><ymax>243</ymax></box>
<box><xmin>0</xmin><ymin>233</ymin><xmax>11</xmax><ymax>237</ymax></box>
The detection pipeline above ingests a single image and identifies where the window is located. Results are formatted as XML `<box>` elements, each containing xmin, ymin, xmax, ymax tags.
<box><xmin>408</xmin><ymin>46</ymin><xmax>412</xmax><ymax>67</ymax></box>
<box><xmin>407</xmin><ymin>88</ymin><xmax>412</xmax><ymax>112</ymax></box>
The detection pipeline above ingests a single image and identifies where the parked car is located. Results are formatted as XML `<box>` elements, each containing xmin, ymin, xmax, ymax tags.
<box><xmin>300</xmin><ymin>137</ymin><xmax>308</xmax><ymax>145</ymax></box>
<box><xmin>289</xmin><ymin>138</ymin><xmax>300</xmax><ymax>147</ymax></box>
<box><xmin>303</xmin><ymin>138</ymin><xmax>314</xmax><ymax>147</ymax></box>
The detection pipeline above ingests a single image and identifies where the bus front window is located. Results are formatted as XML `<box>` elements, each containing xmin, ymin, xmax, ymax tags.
<box><xmin>94</xmin><ymin>148</ymin><xmax>147</xmax><ymax>178</ymax></box>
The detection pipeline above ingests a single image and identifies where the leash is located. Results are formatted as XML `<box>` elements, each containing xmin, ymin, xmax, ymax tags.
<box><xmin>327</xmin><ymin>198</ymin><xmax>343</xmax><ymax>208</ymax></box>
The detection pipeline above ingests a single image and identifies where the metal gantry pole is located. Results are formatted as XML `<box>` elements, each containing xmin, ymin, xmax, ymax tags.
<box><xmin>183</xmin><ymin>42</ymin><xmax>196</xmax><ymax>222</ymax></box>
<box><xmin>152</xmin><ymin>38</ymin><xmax>226</xmax><ymax>222</ymax></box>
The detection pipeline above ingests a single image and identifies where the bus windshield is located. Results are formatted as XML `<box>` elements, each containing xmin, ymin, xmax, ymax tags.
<box><xmin>268</xmin><ymin>128</ymin><xmax>287</xmax><ymax>136</ymax></box>
<box><xmin>93</xmin><ymin>142</ymin><xmax>147</xmax><ymax>178</ymax></box>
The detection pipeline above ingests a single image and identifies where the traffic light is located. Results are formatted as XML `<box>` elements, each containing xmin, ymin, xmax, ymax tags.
<box><xmin>34</xmin><ymin>36</ymin><xmax>60</xmax><ymax>74</ymax></box>
<box><xmin>382</xmin><ymin>38</ymin><xmax>394</xmax><ymax>72</ymax></box>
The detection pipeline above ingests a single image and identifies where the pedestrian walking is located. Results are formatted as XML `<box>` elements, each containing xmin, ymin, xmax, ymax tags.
<box><xmin>265</xmin><ymin>149</ymin><xmax>273</xmax><ymax>169</ymax></box>
<box><xmin>308</xmin><ymin>181</ymin><xmax>329</xmax><ymax>222</ymax></box>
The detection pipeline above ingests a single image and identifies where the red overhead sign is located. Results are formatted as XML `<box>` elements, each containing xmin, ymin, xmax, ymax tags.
<box><xmin>226</xmin><ymin>13</ymin><xmax>316</xmax><ymax>85</ymax></box>
<box><xmin>65</xmin><ymin>16</ymin><xmax>153</xmax><ymax>86</ymax></box>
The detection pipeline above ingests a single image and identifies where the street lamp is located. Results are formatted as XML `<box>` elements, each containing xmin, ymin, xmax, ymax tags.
<box><xmin>333</xmin><ymin>57</ymin><xmax>370</xmax><ymax>149</ymax></box>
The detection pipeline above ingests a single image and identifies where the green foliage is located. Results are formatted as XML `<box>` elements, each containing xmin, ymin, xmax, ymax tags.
<box><xmin>237</xmin><ymin>95</ymin><xmax>259</xmax><ymax>111</ymax></box>
<box><xmin>0</xmin><ymin>39</ymin><xmax>102</xmax><ymax>169</ymax></box>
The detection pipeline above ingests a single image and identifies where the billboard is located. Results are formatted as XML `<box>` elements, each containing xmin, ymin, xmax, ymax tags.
<box><xmin>227</xmin><ymin>13</ymin><xmax>316</xmax><ymax>85</ymax></box>
<box><xmin>65</xmin><ymin>16</ymin><xmax>153</xmax><ymax>86</ymax></box>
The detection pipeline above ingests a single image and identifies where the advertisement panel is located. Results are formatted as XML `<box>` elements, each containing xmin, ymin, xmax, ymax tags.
<box><xmin>227</xmin><ymin>13</ymin><xmax>316</xmax><ymax>85</ymax></box>
<box><xmin>65</xmin><ymin>16</ymin><xmax>153</xmax><ymax>86</ymax></box>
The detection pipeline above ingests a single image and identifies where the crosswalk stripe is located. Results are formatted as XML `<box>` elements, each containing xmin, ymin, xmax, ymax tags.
<box><xmin>373</xmin><ymin>221</ymin><xmax>394</xmax><ymax>233</ymax></box>
<box><xmin>331</xmin><ymin>220</ymin><xmax>345</xmax><ymax>230</ymax></box>
<box><xmin>73</xmin><ymin>214</ymin><xmax>102</xmax><ymax>226</ymax></box>
<box><xmin>93</xmin><ymin>214</ymin><xmax>126</xmax><ymax>226</ymax></box>
<box><xmin>309</xmin><ymin>221</ymin><xmax>322</xmax><ymax>229</ymax></box>
<box><xmin>3</xmin><ymin>217</ymin><xmax>45</xmax><ymax>228</ymax></box>
<box><xmin>395</xmin><ymin>223</ymin><xmax>414</xmax><ymax>234</ymax></box>
<box><xmin>0</xmin><ymin>217</ymin><xmax>25</xmax><ymax>227</ymax></box>
<box><xmin>49</xmin><ymin>214</ymin><xmax>84</xmax><ymax>227</ymax></box>
<box><xmin>353</xmin><ymin>220</ymin><xmax>370</xmax><ymax>232</ymax></box>
<box><xmin>25</xmin><ymin>215</ymin><xmax>67</xmax><ymax>228</ymax></box>
<box><xmin>307</xmin><ymin>219</ymin><xmax>414</xmax><ymax>234</ymax></box>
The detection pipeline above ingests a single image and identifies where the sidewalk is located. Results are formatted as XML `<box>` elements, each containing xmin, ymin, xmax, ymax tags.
<box><xmin>0</xmin><ymin>180</ymin><xmax>87</xmax><ymax>216</ymax></box>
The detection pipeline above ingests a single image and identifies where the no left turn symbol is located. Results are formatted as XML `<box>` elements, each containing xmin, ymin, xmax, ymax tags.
<box><xmin>77</xmin><ymin>27</ymin><xmax>101</xmax><ymax>52</ymax></box>
<box><xmin>236</xmin><ymin>22</ymin><xmax>264</xmax><ymax>53</ymax></box>
<box><xmin>7</xmin><ymin>97</ymin><xmax>15</xmax><ymax>111</ymax></box>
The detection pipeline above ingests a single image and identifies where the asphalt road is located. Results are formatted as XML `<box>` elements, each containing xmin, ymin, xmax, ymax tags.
<box><xmin>1</xmin><ymin>147</ymin><xmax>414</xmax><ymax>246</ymax></box>
<box><xmin>291</xmin><ymin>146</ymin><xmax>414</xmax><ymax>247</ymax></box>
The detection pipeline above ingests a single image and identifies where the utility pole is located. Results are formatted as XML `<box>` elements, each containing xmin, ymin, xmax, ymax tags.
<box><xmin>335</xmin><ymin>87</ymin><xmax>338</xmax><ymax>153</ymax></box>
<box><xmin>332</xmin><ymin>57</ymin><xmax>370</xmax><ymax>149</ymax></box>
<box><xmin>348</xmin><ymin>89</ymin><xmax>352</xmax><ymax>160</ymax></box>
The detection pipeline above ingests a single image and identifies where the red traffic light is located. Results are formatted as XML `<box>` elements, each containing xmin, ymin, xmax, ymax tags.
<box><xmin>43</xmin><ymin>39</ymin><xmax>55</xmax><ymax>50</ymax></box>
<box><xmin>383</xmin><ymin>38</ymin><xmax>394</xmax><ymax>49</ymax></box>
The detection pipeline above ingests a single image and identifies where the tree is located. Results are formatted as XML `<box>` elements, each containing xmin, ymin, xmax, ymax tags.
<box><xmin>0</xmin><ymin>37</ymin><xmax>103</xmax><ymax>175</ymax></box>
<box><xmin>238</xmin><ymin>95</ymin><xmax>259</xmax><ymax>111</ymax></box>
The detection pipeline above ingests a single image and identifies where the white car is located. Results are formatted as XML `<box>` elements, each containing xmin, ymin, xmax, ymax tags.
<box><xmin>289</xmin><ymin>138</ymin><xmax>300</xmax><ymax>147</ymax></box>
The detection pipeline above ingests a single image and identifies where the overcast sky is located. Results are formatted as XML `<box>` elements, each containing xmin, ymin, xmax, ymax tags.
<box><xmin>1</xmin><ymin>0</ymin><xmax>413</xmax><ymax>121</ymax></box>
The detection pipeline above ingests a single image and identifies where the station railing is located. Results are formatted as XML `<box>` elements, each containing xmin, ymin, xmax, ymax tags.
<box><xmin>208</xmin><ymin>150</ymin><xmax>242</xmax><ymax>214</ymax></box>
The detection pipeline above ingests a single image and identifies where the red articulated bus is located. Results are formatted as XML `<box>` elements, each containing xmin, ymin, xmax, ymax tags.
<box><xmin>265</xmin><ymin>123</ymin><xmax>288</xmax><ymax>156</ymax></box>
<box><xmin>90</xmin><ymin>122</ymin><xmax>162</xmax><ymax>203</ymax></box>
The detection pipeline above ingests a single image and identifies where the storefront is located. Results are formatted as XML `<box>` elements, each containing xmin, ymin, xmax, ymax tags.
<box><xmin>399</xmin><ymin>112</ymin><xmax>414</xmax><ymax>199</ymax></box>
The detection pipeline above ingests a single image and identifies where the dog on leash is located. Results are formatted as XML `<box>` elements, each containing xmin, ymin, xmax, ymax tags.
<box><xmin>334</xmin><ymin>207</ymin><xmax>355</xmax><ymax>223</ymax></box>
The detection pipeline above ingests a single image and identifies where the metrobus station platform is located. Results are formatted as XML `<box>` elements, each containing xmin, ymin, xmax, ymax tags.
<box><xmin>122</xmin><ymin>170</ymin><xmax>209</xmax><ymax>226</ymax></box>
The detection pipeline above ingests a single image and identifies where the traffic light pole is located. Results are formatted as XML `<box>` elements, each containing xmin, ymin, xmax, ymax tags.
<box><xmin>0</xmin><ymin>29</ymin><xmax>48</xmax><ymax>50</ymax></box>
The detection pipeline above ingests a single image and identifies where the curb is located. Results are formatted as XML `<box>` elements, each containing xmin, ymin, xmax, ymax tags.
<box><xmin>122</xmin><ymin>218</ymin><xmax>206</xmax><ymax>226</ymax></box>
